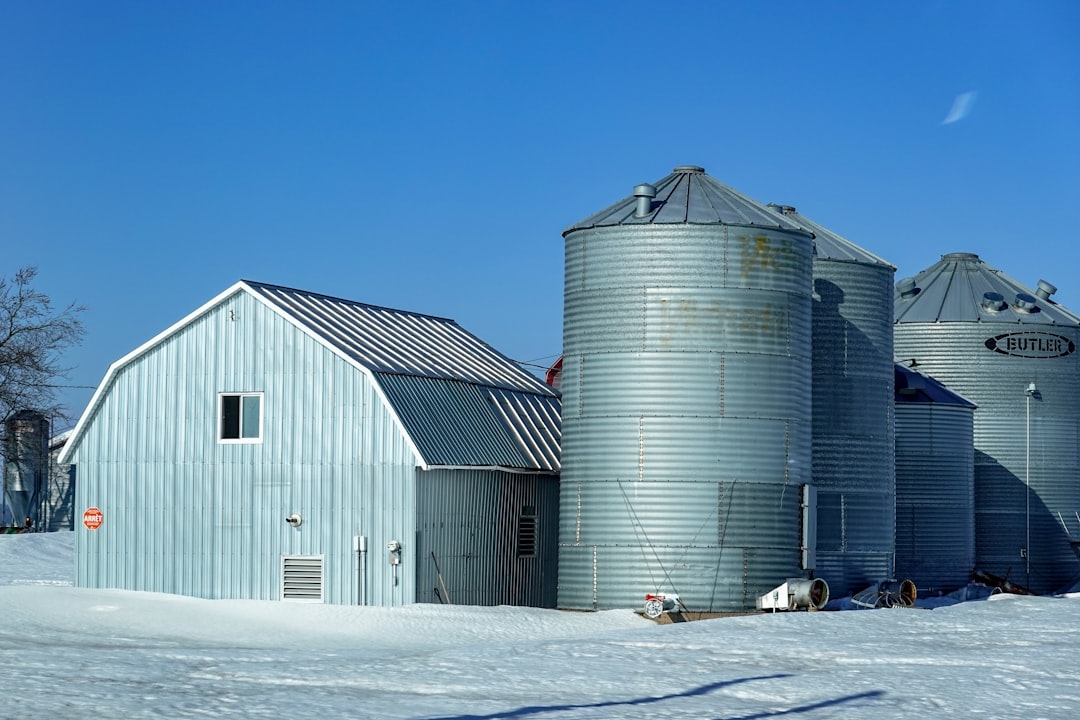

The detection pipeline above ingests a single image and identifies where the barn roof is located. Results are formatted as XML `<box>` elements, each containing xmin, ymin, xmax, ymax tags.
<box><xmin>245</xmin><ymin>281</ymin><xmax>560</xmax><ymax>471</ymax></box>
<box><xmin>60</xmin><ymin>281</ymin><xmax>560</xmax><ymax>473</ymax></box>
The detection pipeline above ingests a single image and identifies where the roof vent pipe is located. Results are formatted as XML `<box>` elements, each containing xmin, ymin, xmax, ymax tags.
<box><xmin>981</xmin><ymin>292</ymin><xmax>1006</xmax><ymax>312</ymax></box>
<box><xmin>1035</xmin><ymin>280</ymin><xmax>1057</xmax><ymax>301</ymax></box>
<box><xmin>897</xmin><ymin>277</ymin><xmax>919</xmax><ymax>300</ymax></box>
<box><xmin>633</xmin><ymin>183</ymin><xmax>657</xmax><ymax>218</ymax></box>
<box><xmin>1014</xmin><ymin>293</ymin><xmax>1038</xmax><ymax>313</ymax></box>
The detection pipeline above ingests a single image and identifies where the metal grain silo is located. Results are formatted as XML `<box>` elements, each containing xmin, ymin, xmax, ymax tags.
<box><xmin>558</xmin><ymin>166</ymin><xmax>816</xmax><ymax>612</ymax></box>
<box><xmin>2</xmin><ymin>410</ymin><xmax>50</xmax><ymax>529</ymax></box>
<box><xmin>894</xmin><ymin>253</ymin><xmax>1080</xmax><ymax>593</ymax></box>
<box><xmin>894</xmin><ymin>364</ymin><xmax>976</xmax><ymax>594</ymax></box>
<box><xmin>769</xmin><ymin>205</ymin><xmax>896</xmax><ymax>597</ymax></box>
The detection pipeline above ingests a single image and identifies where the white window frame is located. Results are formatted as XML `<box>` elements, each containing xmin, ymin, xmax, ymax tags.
<box><xmin>218</xmin><ymin>392</ymin><xmax>264</xmax><ymax>444</ymax></box>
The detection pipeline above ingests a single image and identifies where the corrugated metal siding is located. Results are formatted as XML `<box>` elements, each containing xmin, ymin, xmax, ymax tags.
<box><xmin>241</xmin><ymin>281</ymin><xmax>559</xmax><ymax>472</ymax></box>
<box><xmin>247</xmin><ymin>281</ymin><xmax>555</xmax><ymax>394</ymax></box>
<box><xmin>894</xmin><ymin>253</ymin><xmax>1080</xmax><ymax>326</ymax></box>
<box><xmin>72</xmin><ymin>291</ymin><xmax>418</xmax><ymax>606</ymax></box>
<box><xmin>377</xmin><ymin>375</ymin><xmax>560</xmax><ymax>471</ymax></box>
<box><xmin>811</xmin><ymin>258</ymin><xmax>896</xmax><ymax>596</ymax></box>
<box><xmin>43</xmin><ymin>433</ymin><xmax>76</xmax><ymax>531</ymax></box>
<box><xmin>44</xmin><ymin>462</ymin><xmax>75</xmax><ymax>531</ymax></box>
<box><xmin>559</xmin><ymin>214</ymin><xmax>813</xmax><ymax>612</ymax></box>
<box><xmin>558</xmin><ymin>481</ymin><xmax>802</xmax><ymax>611</ymax></box>
<box><xmin>2</xmin><ymin>412</ymin><xmax>50</xmax><ymax>528</ymax></box>
<box><xmin>894</xmin><ymin>321</ymin><xmax>1080</xmax><ymax>593</ymax></box>
<box><xmin>895</xmin><ymin>402</ymin><xmax>975</xmax><ymax>593</ymax></box>
<box><xmin>769</xmin><ymin>204</ymin><xmax>894</xmax><ymax>269</ymax></box>
<box><xmin>486</xmin><ymin>388</ymin><xmax>561</xmax><ymax>471</ymax></box>
<box><xmin>567</xmin><ymin>166</ymin><xmax>806</xmax><ymax>232</ymax></box>
<box><xmin>415</xmin><ymin>468</ymin><xmax>558</xmax><ymax>607</ymax></box>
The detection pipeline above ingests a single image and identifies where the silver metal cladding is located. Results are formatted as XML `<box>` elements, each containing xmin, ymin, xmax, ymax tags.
<box><xmin>559</xmin><ymin>167</ymin><xmax>815</xmax><ymax>612</ymax></box>
<box><xmin>894</xmin><ymin>253</ymin><xmax>1080</xmax><ymax>594</ymax></box>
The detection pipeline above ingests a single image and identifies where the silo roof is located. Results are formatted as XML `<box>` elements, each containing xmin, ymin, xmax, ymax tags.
<box><xmin>894</xmin><ymin>253</ymin><xmax>1080</xmax><ymax>326</ymax></box>
<box><xmin>564</xmin><ymin>165</ymin><xmax>810</xmax><ymax>235</ymax></box>
<box><xmin>894</xmin><ymin>364</ymin><xmax>976</xmax><ymax>407</ymax></box>
<box><xmin>767</xmin><ymin>204</ymin><xmax>895</xmax><ymax>269</ymax></box>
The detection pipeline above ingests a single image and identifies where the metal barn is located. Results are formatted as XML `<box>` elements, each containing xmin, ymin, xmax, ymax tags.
<box><xmin>60</xmin><ymin>281</ymin><xmax>561</xmax><ymax>606</ymax></box>
<box><xmin>558</xmin><ymin>166</ymin><xmax>816</xmax><ymax>612</ymax></box>
<box><xmin>894</xmin><ymin>253</ymin><xmax>1080</xmax><ymax>593</ymax></box>
<box><xmin>769</xmin><ymin>205</ymin><xmax>898</xmax><ymax>597</ymax></box>
<box><xmin>894</xmin><ymin>363</ymin><xmax>976</xmax><ymax>593</ymax></box>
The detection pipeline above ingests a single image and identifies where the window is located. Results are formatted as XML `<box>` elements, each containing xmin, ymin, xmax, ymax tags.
<box><xmin>516</xmin><ymin>506</ymin><xmax>537</xmax><ymax>558</ymax></box>
<box><xmin>219</xmin><ymin>392</ymin><xmax>262</xmax><ymax>442</ymax></box>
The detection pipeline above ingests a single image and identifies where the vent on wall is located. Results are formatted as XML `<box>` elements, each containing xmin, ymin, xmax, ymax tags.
<box><xmin>281</xmin><ymin>555</ymin><xmax>324</xmax><ymax>602</ymax></box>
<box><xmin>517</xmin><ymin>507</ymin><xmax>537</xmax><ymax>558</ymax></box>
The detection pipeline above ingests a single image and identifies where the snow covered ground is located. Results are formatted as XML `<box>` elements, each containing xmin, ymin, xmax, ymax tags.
<box><xmin>2</xmin><ymin>532</ymin><xmax>1078</xmax><ymax>719</ymax></box>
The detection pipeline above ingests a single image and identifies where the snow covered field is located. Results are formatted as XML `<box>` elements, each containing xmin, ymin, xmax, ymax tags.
<box><xmin>2</xmin><ymin>532</ymin><xmax>1078</xmax><ymax>719</ymax></box>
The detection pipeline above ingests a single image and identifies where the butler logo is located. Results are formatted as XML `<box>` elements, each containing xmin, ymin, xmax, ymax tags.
<box><xmin>984</xmin><ymin>332</ymin><xmax>1076</xmax><ymax>358</ymax></box>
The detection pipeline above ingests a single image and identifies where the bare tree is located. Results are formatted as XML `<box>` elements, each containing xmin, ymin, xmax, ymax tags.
<box><xmin>0</xmin><ymin>267</ymin><xmax>86</xmax><ymax>426</ymax></box>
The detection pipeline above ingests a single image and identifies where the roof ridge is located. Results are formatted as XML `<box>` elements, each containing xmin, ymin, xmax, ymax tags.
<box><xmin>241</xmin><ymin>279</ymin><xmax>457</xmax><ymax>324</ymax></box>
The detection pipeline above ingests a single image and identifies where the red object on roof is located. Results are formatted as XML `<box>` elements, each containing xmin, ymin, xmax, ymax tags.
<box><xmin>545</xmin><ymin>356</ymin><xmax>563</xmax><ymax>389</ymax></box>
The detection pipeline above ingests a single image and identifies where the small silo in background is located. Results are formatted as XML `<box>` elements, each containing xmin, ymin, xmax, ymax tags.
<box><xmin>769</xmin><ymin>204</ymin><xmax>897</xmax><ymax>598</ymax></box>
<box><xmin>559</xmin><ymin>166</ymin><xmax>816</xmax><ymax>612</ymax></box>
<box><xmin>894</xmin><ymin>363</ymin><xmax>976</xmax><ymax>594</ymax></box>
<box><xmin>895</xmin><ymin>253</ymin><xmax>1080</xmax><ymax>593</ymax></box>
<box><xmin>2</xmin><ymin>410</ymin><xmax>50</xmax><ymax>529</ymax></box>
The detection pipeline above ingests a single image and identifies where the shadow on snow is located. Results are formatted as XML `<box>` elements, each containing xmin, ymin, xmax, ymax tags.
<box><xmin>720</xmin><ymin>690</ymin><xmax>885</xmax><ymax>720</ymax></box>
<box><xmin>417</xmin><ymin>674</ymin><xmax>884</xmax><ymax>720</ymax></box>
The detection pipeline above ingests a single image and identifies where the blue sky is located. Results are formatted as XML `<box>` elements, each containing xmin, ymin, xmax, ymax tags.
<box><xmin>2</xmin><ymin>1</ymin><xmax>1077</xmax><ymax>425</ymax></box>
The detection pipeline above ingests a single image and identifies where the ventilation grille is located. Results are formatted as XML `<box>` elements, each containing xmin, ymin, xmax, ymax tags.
<box><xmin>281</xmin><ymin>555</ymin><xmax>324</xmax><ymax>602</ymax></box>
<box><xmin>517</xmin><ymin>512</ymin><xmax>537</xmax><ymax>558</ymax></box>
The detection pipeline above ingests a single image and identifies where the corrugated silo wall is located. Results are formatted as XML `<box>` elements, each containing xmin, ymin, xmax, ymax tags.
<box><xmin>415</xmin><ymin>468</ymin><xmax>559</xmax><ymax>607</ymax></box>
<box><xmin>2</xmin><ymin>412</ymin><xmax>49</xmax><ymax>528</ymax></box>
<box><xmin>894</xmin><ymin>323</ymin><xmax>1080</xmax><ymax>593</ymax></box>
<box><xmin>894</xmin><ymin>401</ymin><xmax>974</xmax><ymax>593</ymax></box>
<box><xmin>811</xmin><ymin>260</ymin><xmax>895</xmax><ymax>596</ymax></box>
<box><xmin>559</xmin><ymin>224</ymin><xmax>813</xmax><ymax>612</ymax></box>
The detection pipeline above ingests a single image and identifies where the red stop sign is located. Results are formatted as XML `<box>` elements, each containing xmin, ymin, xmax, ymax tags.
<box><xmin>83</xmin><ymin>507</ymin><xmax>103</xmax><ymax>530</ymax></box>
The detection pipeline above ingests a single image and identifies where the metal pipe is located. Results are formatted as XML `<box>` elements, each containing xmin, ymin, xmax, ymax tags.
<box><xmin>897</xmin><ymin>277</ymin><xmax>919</xmax><ymax>299</ymax></box>
<box><xmin>1035</xmin><ymin>280</ymin><xmax>1057</xmax><ymax>301</ymax></box>
<box><xmin>1025</xmin><ymin>383</ymin><xmax>1035</xmax><ymax>587</ymax></box>
<box><xmin>633</xmin><ymin>184</ymin><xmax>657</xmax><ymax>218</ymax></box>
<box><xmin>355</xmin><ymin>535</ymin><xmax>368</xmax><ymax>606</ymax></box>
